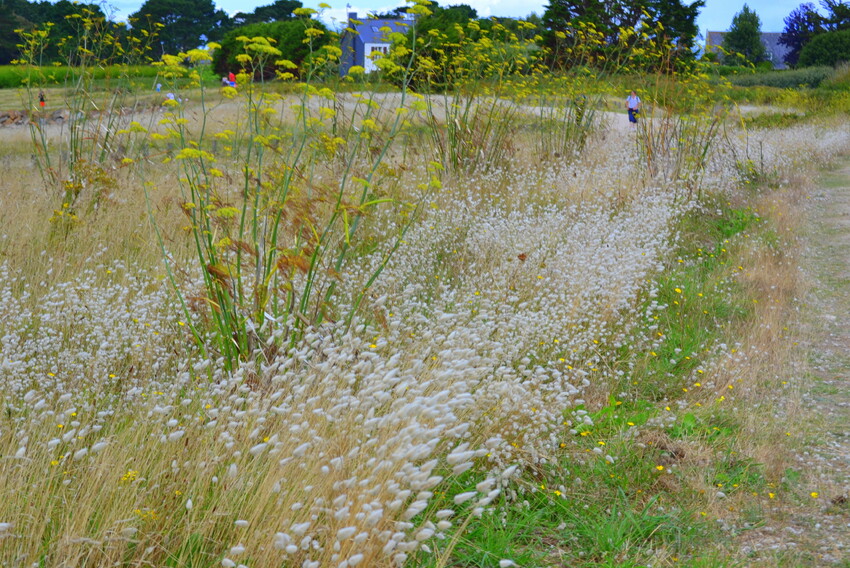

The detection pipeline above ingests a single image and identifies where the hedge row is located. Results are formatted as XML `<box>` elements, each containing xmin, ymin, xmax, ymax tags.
<box><xmin>0</xmin><ymin>65</ymin><xmax>162</xmax><ymax>89</ymax></box>
<box><xmin>727</xmin><ymin>66</ymin><xmax>834</xmax><ymax>88</ymax></box>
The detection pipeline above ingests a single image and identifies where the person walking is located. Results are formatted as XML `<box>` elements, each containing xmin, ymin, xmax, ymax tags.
<box><xmin>626</xmin><ymin>90</ymin><xmax>641</xmax><ymax>127</ymax></box>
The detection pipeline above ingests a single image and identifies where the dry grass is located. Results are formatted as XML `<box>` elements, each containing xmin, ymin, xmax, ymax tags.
<box><xmin>0</xmin><ymin>86</ymin><xmax>848</xmax><ymax>566</ymax></box>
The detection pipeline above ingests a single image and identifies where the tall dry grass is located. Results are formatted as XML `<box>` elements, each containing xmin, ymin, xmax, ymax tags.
<box><xmin>0</xmin><ymin>92</ymin><xmax>652</xmax><ymax>566</ymax></box>
<box><xmin>1</xmin><ymin>68</ymin><xmax>849</xmax><ymax>566</ymax></box>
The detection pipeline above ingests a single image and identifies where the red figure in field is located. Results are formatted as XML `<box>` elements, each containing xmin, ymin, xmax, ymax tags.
<box><xmin>38</xmin><ymin>91</ymin><xmax>45</xmax><ymax>108</ymax></box>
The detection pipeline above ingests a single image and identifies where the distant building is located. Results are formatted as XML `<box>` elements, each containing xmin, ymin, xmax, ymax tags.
<box><xmin>705</xmin><ymin>31</ymin><xmax>791</xmax><ymax>69</ymax></box>
<box><xmin>340</xmin><ymin>12</ymin><xmax>413</xmax><ymax>76</ymax></box>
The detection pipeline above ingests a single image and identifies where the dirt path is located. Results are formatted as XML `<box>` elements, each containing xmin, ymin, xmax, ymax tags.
<box><xmin>735</xmin><ymin>163</ymin><xmax>850</xmax><ymax>566</ymax></box>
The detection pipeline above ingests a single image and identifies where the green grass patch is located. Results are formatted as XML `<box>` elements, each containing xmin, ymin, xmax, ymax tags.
<box><xmin>0</xmin><ymin>64</ymin><xmax>222</xmax><ymax>90</ymax></box>
<box><xmin>710</xmin><ymin>455</ymin><xmax>767</xmax><ymax>496</ymax></box>
<box><xmin>728</xmin><ymin>66</ymin><xmax>834</xmax><ymax>89</ymax></box>
<box><xmin>744</xmin><ymin>111</ymin><xmax>809</xmax><ymax>129</ymax></box>
<box><xmin>407</xmin><ymin>467</ymin><xmax>547</xmax><ymax>567</ymax></box>
<box><xmin>626</xmin><ymin>203</ymin><xmax>759</xmax><ymax>401</ymax></box>
<box><xmin>412</xmin><ymin>393</ymin><xmax>713</xmax><ymax>565</ymax></box>
<box><xmin>554</xmin><ymin>492</ymin><xmax>697</xmax><ymax>566</ymax></box>
<box><xmin>433</xmin><ymin>198</ymin><xmax>772</xmax><ymax>566</ymax></box>
<box><xmin>512</xmin><ymin>197</ymin><xmax>775</xmax><ymax>564</ymax></box>
<box><xmin>164</xmin><ymin>533</ymin><xmax>217</xmax><ymax>567</ymax></box>
<box><xmin>413</xmin><ymin>505</ymin><xmax>546</xmax><ymax>567</ymax></box>
<box><xmin>669</xmin><ymin>411</ymin><xmax>739</xmax><ymax>442</ymax></box>
<box><xmin>0</xmin><ymin>64</ymin><xmax>157</xmax><ymax>88</ymax></box>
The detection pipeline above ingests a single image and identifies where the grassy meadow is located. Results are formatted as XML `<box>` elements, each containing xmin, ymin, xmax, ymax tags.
<box><xmin>2</xmin><ymin>21</ymin><xmax>850</xmax><ymax>567</ymax></box>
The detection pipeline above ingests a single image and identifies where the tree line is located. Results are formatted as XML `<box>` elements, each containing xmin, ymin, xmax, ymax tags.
<box><xmin>0</xmin><ymin>0</ymin><xmax>709</xmax><ymax>72</ymax></box>
<box><xmin>10</xmin><ymin>0</ymin><xmax>850</xmax><ymax>74</ymax></box>
<box><xmin>718</xmin><ymin>0</ymin><xmax>850</xmax><ymax>68</ymax></box>
<box><xmin>780</xmin><ymin>0</ymin><xmax>850</xmax><ymax>66</ymax></box>
<box><xmin>0</xmin><ymin>0</ymin><xmax>311</xmax><ymax>66</ymax></box>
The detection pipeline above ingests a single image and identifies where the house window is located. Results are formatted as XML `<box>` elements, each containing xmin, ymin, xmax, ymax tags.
<box><xmin>363</xmin><ymin>43</ymin><xmax>390</xmax><ymax>73</ymax></box>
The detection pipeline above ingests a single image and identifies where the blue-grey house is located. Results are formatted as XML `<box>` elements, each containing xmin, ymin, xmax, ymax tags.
<box><xmin>340</xmin><ymin>12</ymin><xmax>414</xmax><ymax>75</ymax></box>
<box><xmin>705</xmin><ymin>31</ymin><xmax>791</xmax><ymax>69</ymax></box>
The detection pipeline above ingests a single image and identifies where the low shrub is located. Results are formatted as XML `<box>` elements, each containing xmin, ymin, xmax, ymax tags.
<box><xmin>212</xmin><ymin>20</ymin><xmax>330</xmax><ymax>78</ymax></box>
<box><xmin>728</xmin><ymin>66</ymin><xmax>834</xmax><ymax>88</ymax></box>
<box><xmin>818</xmin><ymin>61</ymin><xmax>850</xmax><ymax>90</ymax></box>
<box><xmin>701</xmin><ymin>63</ymin><xmax>750</xmax><ymax>77</ymax></box>
<box><xmin>744</xmin><ymin>111</ymin><xmax>808</xmax><ymax>129</ymax></box>
<box><xmin>0</xmin><ymin>64</ymin><xmax>162</xmax><ymax>89</ymax></box>
<box><xmin>799</xmin><ymin>29</ymin><xmax>850</xmax><ymax>67</ymax></box>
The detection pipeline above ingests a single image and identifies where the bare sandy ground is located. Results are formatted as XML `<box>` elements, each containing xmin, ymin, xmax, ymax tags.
<box><xmin>734</xmin><ymin>163</ymin><xmax>850</xmax><ymax>566</ymax></box>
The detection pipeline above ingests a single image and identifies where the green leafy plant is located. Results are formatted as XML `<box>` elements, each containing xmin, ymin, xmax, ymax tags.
<box><xmin>148</xmin><ymin>11</ymin><xmax>431</xmax><ymax>372</ymax></box>
<box><xmin>19</xmin><ymin>10</ymin><xmax>160</xmax><ymax>238</ymax></box>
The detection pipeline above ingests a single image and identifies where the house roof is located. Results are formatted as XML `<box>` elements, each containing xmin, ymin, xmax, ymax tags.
<box><xmin>704</xmin><ymin>30</ymin><xmax>791</xmax><ymax>68</ymax></box>
<box><xmin>705</xmin><ymin>30</ymin><xmax>724</xmax><ymax>49</ymax></box>
<box><xmin>346</xmin><ymin>13</ymin><xmax>413</xmax><ymax>44</ymax></box>
<box><xmin>760</xmin><ymin>32</ymin><xmax>790</xmax><ymax>66</ymax></box>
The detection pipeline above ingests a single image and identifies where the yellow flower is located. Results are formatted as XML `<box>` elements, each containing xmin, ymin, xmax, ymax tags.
<box><xmin>215</xmin><ymin>207</ymin><xmax>239</xmax><ymax>219</ymax></box>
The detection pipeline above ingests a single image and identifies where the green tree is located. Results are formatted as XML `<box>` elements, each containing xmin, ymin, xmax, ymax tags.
<box><xmin>0</xmin><ymin>0</ymin><xmax>28</xmax><ymax>64</ymax></box>
<box><xmin>232</xmin><ymin>0</ymin><xmax>301</xmax><ymax>26</ymax></box>
<box><xmin>414</xmin><ymin>3</ymin><xmax>478</xmax><ymax>47</ymax></box>
<box><xmin>722</xmin><ymin>4</ymin><xmax>767</xmax><ymax>64</ymax></box>
<box><xmin>779</xmin><ymin>3</ymin><xmax>824</xmax><ymax>66</ymax></box>
<box><xmin>480</xmin><ymin>13</ymin><xmax>545</xmax><ymax>38</ymax></box>
<box><xmin>822</xmin><ymin>0</ymin><xmax>850</xmax><ymax>30</ymax></box>
<box><xmin>647</xmin><ymin>0</ymin><xmax>705</xmax><ymax>55</ymax></box>
<box><xmin>542</xmin><ymin>0</ymin><xmax>617</xmax><ymax>49</ymax></box>
<box><xmin>129</xmin><ymin>0</ymin><xmax>230</xmax><ymax>56</ymax></box>
<box><xmin>212</xmin><ymin>19</ymin><xmax>329</xmax><ymax>77</ymax></box>
<box><xmin>542</xmin><ymin>0</ymin><xmax>703</xmax><ymax>67</ymax></box>
<box><xmin>374</xmin><ymin>6</ymin><xmax>413</xmax><ymax>18</ymax></box>
<box><xmin>0</xmin><ymin>0</ymin><xmax>109</xmax><ymax>63</ymax></box>
<box><xmin>798</xmin><ymin>27</ymin><xmax>850</xmax><ymax>64</ymax></box>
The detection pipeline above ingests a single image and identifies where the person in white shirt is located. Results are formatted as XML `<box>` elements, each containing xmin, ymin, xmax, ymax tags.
<box><xmin>626</xmin><ymin>91</ymin><xmax>641</xmax><ymax>125</ymax></box>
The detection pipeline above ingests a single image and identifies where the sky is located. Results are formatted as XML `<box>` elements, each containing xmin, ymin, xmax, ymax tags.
<box><xmin>106</xmin><ymin>0</ymin><xmax>806</xmax><ymax>38</ymax></box>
